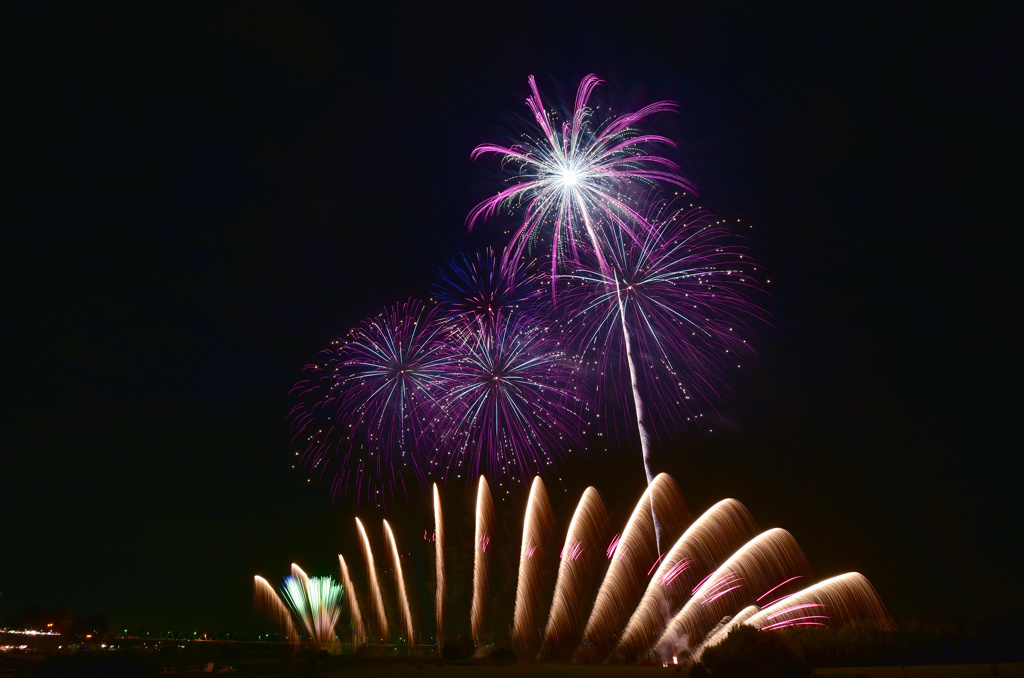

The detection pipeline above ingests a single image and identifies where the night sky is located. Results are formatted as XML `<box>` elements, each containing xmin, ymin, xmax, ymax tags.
<box><xmin>3</xmin><ymin>3</ymin><xmax>1019</xmax><ymax>635</ymax></box>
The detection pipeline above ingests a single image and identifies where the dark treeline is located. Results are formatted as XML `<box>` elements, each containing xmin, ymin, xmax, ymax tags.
<box><xmin>694</xmin><ymin>617</ymin><xmax>1024</xmax><ymax>677</ymax></box>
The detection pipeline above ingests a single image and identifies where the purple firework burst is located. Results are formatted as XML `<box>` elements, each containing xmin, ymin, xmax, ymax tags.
<box><xmin>289</xmin><ymin>299</ymin><xmax>454</xmax><ymax>506</ymax></box>
<box><xmin>434</xmin><ymin>248</ymin><xmax>548</xmax><ymax>332</ymax></box>
<box><xmin>468</xmin><ymin>74</ymin><xmax>695</xmax><ymax>289</ymax></box>
<box><xmin>432</xmin><ymin>314</ymin><xmax>588</xmax><ymax>488</ymax></box>
<box><xmin>562</xmin><ymin>204</ymin><xmax>765</xmax><ymax>441</ymax></box>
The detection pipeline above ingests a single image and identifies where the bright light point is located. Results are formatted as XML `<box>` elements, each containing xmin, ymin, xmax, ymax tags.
<box><xmin>556</xmin><ymin>165</ymin><xmax>580</xmax><ymax>187</ymax></box>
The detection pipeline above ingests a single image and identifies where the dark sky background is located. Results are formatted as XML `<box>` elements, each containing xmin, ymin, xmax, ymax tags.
<box><xmin>3</xmin><ymin>3</ymin><xmax>1019</xmax><ymax>636</ymax></box>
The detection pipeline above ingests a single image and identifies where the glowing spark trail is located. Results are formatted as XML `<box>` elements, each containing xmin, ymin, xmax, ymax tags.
<box><xmin>433</xmin><ymin>483</ymin><xmax>445</xmax><ymax>650</ymax></box>
<box><xmin>253</xmin><ymin>575</ymin><xmax>300</xmax><ymax>644</ymax></box>
<box><xmin>690</xmin><ymin>605</ymin><xmax>760</xmax><ymax>663</ymax></box>
<box><xmin>540</xmin><ymin>486</ymin><xmax>612</xmax><ymax>659</ymax></box>
<box><xmin>383</xmin><ymin>519</ymin><xmax>415</xmax><ymax>643</ymax></box>
<box><xmin>745</xmin><ymin>572</ymin><xmax>892</xmax><ymax>632</ymax></box>
<box><xmin>512</xmin><ymin>477</ymin><xmax>556</xmax><ymax>659</ymax></box>
<box><xmin>612</xmin><ymin>498</ymin><xmax>759</xmax><ymax>662</ymax></box>
<box><xmin>262</xmin><ymin>473</ymin><xmax>888</xmax><ymax>664</ymax></box>
<box><xmin>355</xmin><ymin>517</ymin><xmax>389</xmax><ymax>641</ymax></box>
<box><xmin>650</xmin><ymin>528</ymin><xmax>810</xmax><ymax>663</ymax></box>
<box><xmin>471</xmin><ymin>476</ymin><xmax>496</xmax><ymax>645</ymax></box>
<box><xmin>337</xmin><ymin>555</ymin><xmax>366</xmax><ymax>648</ymax></box>
<box><xmin>574</xmin><ymin>473</ymin><xmax>689</xmax><ymax>663</ymax></box>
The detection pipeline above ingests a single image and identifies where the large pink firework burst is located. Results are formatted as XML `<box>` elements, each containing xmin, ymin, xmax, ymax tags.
<box><xmin>468</xmin><ymin>73</ymin><xmax>696</xmax><ymax>289</ymax></box>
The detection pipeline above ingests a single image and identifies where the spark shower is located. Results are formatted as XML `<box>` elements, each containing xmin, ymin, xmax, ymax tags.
<box><xmin>255</xmin><ymin>477</ymin><xmax>891</xmax><ymax>664</ymax></box>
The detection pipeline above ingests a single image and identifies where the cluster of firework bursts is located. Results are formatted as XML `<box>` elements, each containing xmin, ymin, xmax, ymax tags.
<box><xmin>255</xmin><ymin>476</ymin><xmax>890</xmax><ymax>664</ymax></box>
<box><xmin>289</xmin><ymin>74</ymin><xmax>765</xmax><ymax>505</ymax></box>
<box><xmin>258</xmin><ymin>74</ymin><xmax>890</xmax><ymax>663</ymax></box>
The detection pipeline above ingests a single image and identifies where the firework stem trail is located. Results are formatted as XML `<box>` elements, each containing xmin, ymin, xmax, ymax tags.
<box><xmin>253</xmin><ymin>575</ymin><xmax>300</xmax><ymax>645</ymax></box>
<box><xmin>471</xmin><ymin>476</ymin><xmax>495</xmax><ymax>645</ymax></box>
<box><xmin>574</xmin><ymin>473</ymin><xmax>689</xmax><ymax>663</ymax></box>
<box><xmin>540</xmin><ymin>486</ymin><xmax>612</xmax><ymax>659</ymax></box>
<box><xmin>512</xmin><ymin>476</ymin><xmax>556</xmax><ymax>659</ymax></box>
<box><xmin>383</xmin><ymin>519</ymin><xmax>415</xmax><ymax>643</ymax></box>
<box><xmin>577</xmin><ymin>198</ymin><xmax>661</xmax><ymax>550</ymax></box>
<box><xmin>612</xmin><ymin>498</ymin><xmax>759</xmax><ymax>662</ymax></box>
<box><xmin>337</xmin><ymin>555</ymin><xmax>366</xmax><ymax>648</ymax></box>
<box><xmin>613</xmin><ymin>272</ymin><xmax>659</xmax><ymax>547</ymax></box>
<box><xmin>433</xmin><ymin>483</ymin><xmax>445</xmax><ymax>650</ymax></box>
<box><xmin>355</xmin><ymin>517</ymin><xmax>389</xmax><ymax>641</ymax></box>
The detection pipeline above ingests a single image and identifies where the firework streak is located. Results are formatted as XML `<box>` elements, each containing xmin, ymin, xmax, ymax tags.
<box><xmin>539</xmin><ymin>486</ymin><xmax>612</xmax><ymax>659</ymax></box>
<box><xmin>383</xmin><ymin>519</ymin><xmax>415</xmax><ymax>643</ymax></box>
<box><xmin>355</xmin><ymin>517</ymin><xmax>389</xmax><ymax>641</ymax></box>
<box><xmin>336</xmin><ymin>555</ymin><xmax>366</xmax><ymax>648</ymax></box>
<box><xmin>471</xmin><ymin>476</ymin><xmax>495</xmax><ymax>645</ymax></box>
<box><xmin>512</xmin><ymin>477</ymin><xmax>556</xmax><ymax>658</ymax></box>
<box><xmin>432</xmin><ymin>483</ymin><xmax>445</xmax><ymax>652</ymax></box>
<box><xmin>259</xmin><ymin>484</ymin><xmax>890</xmax><ymax>659</ymax></box>
<box><xmin>253</xmin><ymin>575</ymin><xmax>300</xmax><ymax>644</ymax></box>
<box><xmin>574</xmin><ymin>473</ymin><xmax>690</xmax><ymax>663</ymax></box>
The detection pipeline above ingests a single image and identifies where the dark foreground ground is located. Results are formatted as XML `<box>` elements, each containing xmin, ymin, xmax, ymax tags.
<box><xmin>7</xmin><ymin>655</ymin><xmax>1024</xmax><ymax>678</ymax></box>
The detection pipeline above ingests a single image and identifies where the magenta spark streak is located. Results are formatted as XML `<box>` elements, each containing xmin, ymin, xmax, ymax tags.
<box><xmin>757</xmin><ymin>575</ymin><xmax>803</xmax><ymax>602</ymax></box>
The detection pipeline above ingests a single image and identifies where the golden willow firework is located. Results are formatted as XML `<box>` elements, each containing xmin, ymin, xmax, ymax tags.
<box><xmin>337</xmin><ymin>555</ymin><xmax>366</xmax><ymax>648</ymax></box>
<box><xmin>355</xmin><ymin>517</ymin><xmax>389</xmax><ymax>641</ymax></box>
<box><xmin>512</xmin><ymin>476</ymin><xmax>556</xmax><ymax>658</ymax></box>
<box><xmin>253</xmin><ymin>575</ymin><xmax>300</xmax><ymax>644</ymax></box>
<box><xmin>283</xmin><ymin>473</ymin><xmax>889</xmax><ymax>661</ymax></box>
<box><xmin>383</xmin><ymin>519</ymin><xmax>415</xmax><ymax>643</ymax></box>
<box><xmin>471</xmin><ymin>475</ymin><xmax>496</xmax><ymax>645</ymax></box>
<box><xmin>650</xmin><ymin>528</ymin><xmax>811</xmax><ymax>662</ymax></box>
<box><xmin>539</xmin><ymin>486</ymin><xmax>613</xmax><ymax>659</ymax></box>
<box><xmin>612</xmin><ymin>498</ymin><xmax>759</xmax><ymax>661</ymax></box>
<box><xmin>432</xmin><ymin>483</ymin><xmax>445</xmax><ymax>652</ymax></box>
<box><xmin>574</xmin><ymin>473</ymin><xmax>690</xmax><ymax>663</ymax></box>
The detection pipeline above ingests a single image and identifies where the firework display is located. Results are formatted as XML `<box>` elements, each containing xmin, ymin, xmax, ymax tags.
<box><xmin>383</xmin><ymin>519</ymin><xmax>415</xmax><ymax>643</ymax></box>
<box><xmin>563</xmin><ymin>204</ymin><xmax>763</xmax><ymax>441</ymax></box>
<box><xmin>511</xmin><ymin>476</ymin><xmax>556</xmax><ymax>658</ymax></box>
<box><xmin>272</xmin><ymin>473</ymin><xmax>890</xmax><ymax>662</ymax></box>
<box><xmin>265</xmin><ymin>73</ymin><xmax>893</xmax><ymax>667</ymax></box>
<box><xmin>540</xmin><ymin>486</ymin><xmax>612</xmax><ymax>658</ymax></box>
<box><xmin>355</xmin><ymin>517</ymin><xmax>389</xmax><ymax>641</ymax></box>
<box><xmin>573</xmin><ymin>473</ymin><xmax>690</xmax><ymax>663</ymax></box>
<box><xmin>289</xmin><ymin>300</ymin><xmax>455</xmax><ymax>506</ymax></box>
<box><xmin>467</xmin><ymin>74</ymin><xmax>693</xmax><ymax>286</ymax></box>
<box><xmin>471</xmin><ymin>475</ymin><xmax>495</xmax><ymax>646</ymax></box>
<box><xmin>290</xmin><ymin>73</ymin><xmax>765</xmax><ymax>505</ymax></box>
<box><xmin>337</xmin><ymin>555</ymin><xmax>366</xmax><ymax>648</ymax></box>
<box><xmin>432</xmin><ymin>483</ymin><xmax>445</xmax><ymax>652</ymax></box>
<box><xmin>433</xmin><ymin>314</ymin><xmax>587</xmax><ymax>486</ymax></box>
<box><xmin>612</xmin><ymin>498</ymin><xmax>759</xmax><ymax>661</ymax></box>
<box><xmin>253</xmin><ymin>569</ymin><xmax>342</xmax><ymax>652</ymax></box>
<box><xmin>435</xmin><ymin>248</ymin><xmax>547</xmax><ymax>332</ymax></box>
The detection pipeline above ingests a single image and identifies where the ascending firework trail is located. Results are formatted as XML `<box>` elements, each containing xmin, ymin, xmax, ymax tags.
<box><xmin>469</xmin><ymin>74</ymin><xmax>697</xmax><ymax>548</ymax></box>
